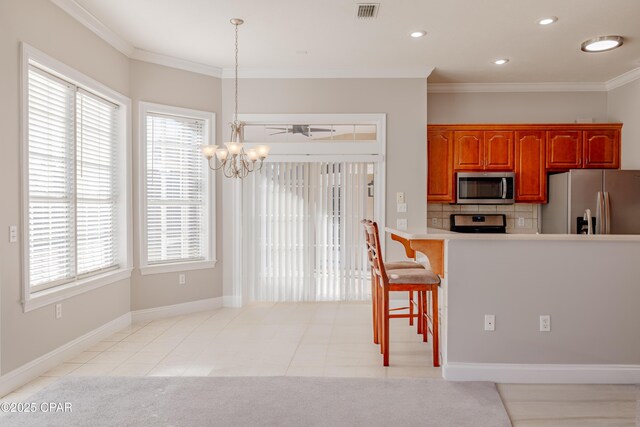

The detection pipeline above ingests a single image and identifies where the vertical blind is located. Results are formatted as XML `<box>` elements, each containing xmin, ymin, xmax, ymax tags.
<box><xmin>27</xmin><ymin>65</ymin><xmax>120</xmax><ymax>290</ymax></box>
<box><xmin>145</xmin><ymin>113</ymin><xmax>206</xmax><ymax>264</ymax></box>
<box><xmin>242</xmin><ymin>161</ymin><xmax>371</xmax><ymax>302</ymax></box>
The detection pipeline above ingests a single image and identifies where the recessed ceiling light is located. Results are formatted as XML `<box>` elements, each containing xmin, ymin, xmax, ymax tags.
<box><xmin>493</xmin><ymin>58</ymin><xmax>509</xmax><ymax>65</ymax></box>
<box><xmin>410</xmin><ymin>31</ymin><xmax>427</xmax><ymax>38</ymax></box>
<box><xmin>537</xmin><ymin>16</ymin><xmax>558</xmax><ymax>26</ymax></box>
<box><xmin>581</xmin><ymin>35</ymin><xmax>624</xmax><ymax>52</ymax></box>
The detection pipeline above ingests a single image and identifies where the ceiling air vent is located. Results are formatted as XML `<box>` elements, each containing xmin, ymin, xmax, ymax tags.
<box><xmin>356</xmin><ymin>3</ymin><xmax>379</xmax><ymax>19</ymax></box>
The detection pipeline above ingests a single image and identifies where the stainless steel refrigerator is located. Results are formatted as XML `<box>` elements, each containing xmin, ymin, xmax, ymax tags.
<box><xmin>541</xmin><ymin>169</ymin><xmax>640</xmax><ymax>235</ymax></box>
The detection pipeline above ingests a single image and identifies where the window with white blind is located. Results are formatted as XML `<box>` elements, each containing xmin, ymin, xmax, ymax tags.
<box><xmin>22</xmin><ymin>44</ymin><xmax>131</xmax><ymax>310</ymax></box>
<box><xmin>139</xmin><ymin>103</ymin><xmax>216</xmax><ymax>275</ymax></box>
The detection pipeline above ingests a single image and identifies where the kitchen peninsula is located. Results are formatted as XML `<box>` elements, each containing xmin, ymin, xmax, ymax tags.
<box><xmin>387</xmin><ymin>227</ymin><xmax>640</xmax><ymax>384</ymax></box>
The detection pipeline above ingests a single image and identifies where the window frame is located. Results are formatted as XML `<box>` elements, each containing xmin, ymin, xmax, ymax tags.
<box><xmin>20</xmin><ymin>43</ymin><xmax>133</xmax><ymax>312</ymax></box>
<box><xmin>138</xmin><ymin>102</ymin><xmax>217</xmax><ymax>276</ymax></box>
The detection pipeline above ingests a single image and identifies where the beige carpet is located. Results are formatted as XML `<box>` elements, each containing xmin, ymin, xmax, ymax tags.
<box><xmin>2</xmin><ymin>376</ymin><xmax>511</xmax><ymax>426</ymax></box>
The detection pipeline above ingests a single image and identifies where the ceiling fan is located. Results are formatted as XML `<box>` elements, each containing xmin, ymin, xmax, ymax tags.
<box><xmin>267</xmin><ymin>125</ymin><xmax>335</xmax><ymax>137</ymax></box>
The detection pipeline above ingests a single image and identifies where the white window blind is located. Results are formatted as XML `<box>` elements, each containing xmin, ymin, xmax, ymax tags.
<box><xmin>27</xmin><ymin>65</ymin><xmax>120</xmax><ymax>290</ymax></box>
<box><xmin>145</xmin><ymin>113</ymin><xmax>206</xmax><ymax>264</ymax></box>
<box><xmin>242</xmin><ymin>161</ymin><xmax>371</xmax><ymax>302</ymax></box>
<box><xmin>76</xmin><ymin>89</ymin><xmax>119</xmax><ymax>276</ymax></box>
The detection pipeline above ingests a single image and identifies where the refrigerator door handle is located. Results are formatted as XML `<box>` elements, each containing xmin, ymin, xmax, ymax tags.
<box><xmin>596</xmin><ymin>191</ymin><xmax>604</xmax><ymax>234</ymax></box>
<box><xmin>604</xmin><ymin>191</ymin><xmax>611</xmax><ymax>234</ymax></box>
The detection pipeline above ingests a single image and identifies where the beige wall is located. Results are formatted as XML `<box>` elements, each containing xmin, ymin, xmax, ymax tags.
<box><xmin>607</xmin><ymin>78</ymin><xmax>640</xmax><ymax>169</ymax></box>
<box><xmin>428</xmin><ymin>91</ymin><xmax>609</xmax><ymax>124</ymax></box>
<box><xmin>446</xmin><ymin>239</ymin><xmax>640</xmax><ymax>364</ymax></box>
<box><xmin>220</xmin><ymin>78</ymin><xmax>428</xmax><ymax>296</ymax></box>
<box><xmin>128</xmin><ymin>60</ymin><xmax>223</xmax><ymax>311</ymax></box>
<box><xmin>0</xmin><ymin>0</ymin><xmax>131</xmax><ymax>373</ymax></box>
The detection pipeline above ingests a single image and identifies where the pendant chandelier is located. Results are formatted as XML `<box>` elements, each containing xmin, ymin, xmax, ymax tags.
<box><xmin>202</xmin><ymin>18</ymin><xmax>270</xmax><ymax>178</ymax></box>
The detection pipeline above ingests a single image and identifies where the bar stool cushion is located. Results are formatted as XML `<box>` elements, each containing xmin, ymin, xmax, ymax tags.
<box><xmin>388</xmin><ymin>268</ymin><xmax>440</xmax><ymax>285</ymax></box>
<box><xmin>385</xmin><ymin>261</ymin><xmax>425</xmax><ymax>270</ymax></box>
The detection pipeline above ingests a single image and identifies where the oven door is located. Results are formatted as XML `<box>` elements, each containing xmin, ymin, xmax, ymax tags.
<box><xmin>456</xmin><ymin>172</ymin><xmax>515</xmax><ymax>204</ymax></box>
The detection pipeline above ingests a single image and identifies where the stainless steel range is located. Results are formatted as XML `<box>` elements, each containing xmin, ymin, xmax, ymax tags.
<box><xmin>450</xmin><ymin>214</ymin><xmax>507</xmax><ymax>233</ymax></box>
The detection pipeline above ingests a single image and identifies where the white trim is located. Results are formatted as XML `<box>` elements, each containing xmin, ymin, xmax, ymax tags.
<box><xmin>443</xmin><ymin>362</ymin><xmax>640</xmax><ymax>384</ymax></box>
<box><xmin>139</xmin><ymin>260</ymin><xmax>217</xmax><ymax>276</ymax></box>
<box><xmin>130</xmin><ymin>297</ymin><xmax>223</xmax><ymax>323</ymax></box>
<box><xmin>20</xmin><ymin>43</ymin><xmax>133</xmax><ymax>311</ymax></box>
<box><xmin>605</xmin><ymin>67</ymin><xmax>640</xmax><ymax>91</ymax></box>
<box><xmin>221</xmin><ymin>67</ymin><xmax>434</xmax><ymax>79</ymax></box>
<box><xmin>428</xmin><ymin>82</ymin><xmax>607</xmax><ymax>93</ymax></box>
<box><xmin>131</xmin><ymin>49</ymin><xmax>222</xmax><ymax>78</ymax></box>
<box><xmin>0</xmin><ymin>313</ymin><xmax>131</xmax><ymax>397</ymax></box>
<box><xmin>137</xmin><ymin>102</ymin><xmax>217</xmax><ymax>274</ymax></box>
<box><xmin>223</xmin><ymin>295</ymin><xmax>243</xmax><ymax>308</ymax></box>
<box><xmin>24</xmin><ymin>268</ymin><xmax>133</xmax><ymax>312</ymax></box>
<box><xmin>264</xmin><ymin>154</ymin><xmax>383</xmax><ymax>163</ymax></box>
<box><xmin>50</xmin><ymin>0</ymin><xmax>134</xmax><ymax>57</ymax></box>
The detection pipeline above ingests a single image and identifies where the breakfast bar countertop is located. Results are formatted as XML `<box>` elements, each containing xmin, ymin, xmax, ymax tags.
<box><xmin>385</xmin><ymin>227</ymin><xmax>640</xmax><ymax>242</ymax></box>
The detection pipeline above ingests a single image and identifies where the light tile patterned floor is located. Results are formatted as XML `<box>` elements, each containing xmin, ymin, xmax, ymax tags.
<box><xmin>1</xmin><ymin>302</ymin><xmax>638</xmax><ymax>426</ymax></box>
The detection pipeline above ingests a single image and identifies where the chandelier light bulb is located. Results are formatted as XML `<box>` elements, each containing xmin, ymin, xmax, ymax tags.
<box><xmin>255</xmin><ymin>145</ymin><xmax>271</xmax><ymax>159</ymax></box>
<box><xmin>225</xmin><ymin>141</ymin><xmax>244</xmax><ymax>155</ymax></box>
<box><xmin>246</xmin><ymin>149</ymin><xmax>259</xmax><ymax>162</ymax></box>
<box><xmin>201</xmin><ymin>145</ymin><xmax>218</xmax><ymax>158</ymax></box>
<box><xmin>215</xmin><ymin>148</ymin><xmax>229</xmax><ymax>161</ymax></box>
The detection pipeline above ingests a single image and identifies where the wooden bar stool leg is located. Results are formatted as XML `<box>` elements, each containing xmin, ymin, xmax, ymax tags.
<box><xmin>378</xmin><ymin>282</ymin><xmax>384</xmax><ymax>355</ymax></box>
<box><xmin>431</xmin><ymin>285</ymin><xmax>440</xmax><ymax>367</ymax></box>
<box><xmin>416</xmin><ymin>291</ymin><xmax>423</xmax><ymax>335</ymax></box>
<box><xmin>383</xmin><ymin>288</ymin><xmax>390</xmax><ymax>367</ymax></box>
<box><xmin>371</xmin><ymin>273</ymin><xmax>379</xmax><ymax>344</ymax></box>
<box><xmin>422</xmin><ymin>290</ymin><xmax>428</xmax><ymax>342</ymax></box>
<box><xmin>408</xmin><ymin>291</ymin><xmax>414</xmax><ymax>326</ymax></box>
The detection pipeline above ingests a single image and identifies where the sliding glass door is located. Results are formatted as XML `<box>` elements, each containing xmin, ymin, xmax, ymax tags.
<box><xmin>242</xmin><ymin>161</ymin><xmax>374</xmax><ymax>302</ymax></box>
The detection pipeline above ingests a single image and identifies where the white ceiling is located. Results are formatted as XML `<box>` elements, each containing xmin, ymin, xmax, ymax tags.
<box><xmin>66</xmin><ymin>0</ymin><xmax>640</xmax><ymax>83</ymax></box>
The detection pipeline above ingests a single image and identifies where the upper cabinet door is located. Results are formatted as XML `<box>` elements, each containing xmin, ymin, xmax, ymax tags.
<box><xmin>427</xmin><ymin>130</ymin><xmax>454</xmax><ymax>202</ymax></box>
<box><xmin>484</xmin><ymin>131</ymin><xmax>514</xmax><ymax>171</ymax></box>
<box><xmin>515</xmin><ymin>130</ymin><xmax>546</xmax><ymax>203</ymax></box>
<box><xmin>546</xmin><ymin>130</ymin><xmax>583</xmax><ymax>170</ymax></box>
<box><xmin>454</xmin><ymin>131</ymin><xmax>484</xmax><ymax>170</ymax></box>
<box><xmin>583</xmin><ymin>129</ymin><xmax>620</xmax><ymax>169</ymax></box>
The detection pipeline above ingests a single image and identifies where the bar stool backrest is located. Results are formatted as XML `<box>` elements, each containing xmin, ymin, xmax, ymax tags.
<box><xmin>361</xmin><ymin>219</ymin><xmax>388</xmax><ymax>284</ymax></box>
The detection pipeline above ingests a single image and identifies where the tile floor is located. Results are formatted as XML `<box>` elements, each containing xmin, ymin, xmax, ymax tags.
<box><xmin>1</xmin><ymin>302</ymin><xmax>638</xmax><ymax>426</ymax></box>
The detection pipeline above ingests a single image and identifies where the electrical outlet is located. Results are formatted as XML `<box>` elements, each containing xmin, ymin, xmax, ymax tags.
<box><xmin>517</xmin><ymin>217</ymin><xmax>525</xmax><ymax>227</ymax></box>
<box><xmin>431</xmin><ymin>217</ymin><xmax>438</xmax><ymax>226</ymax></box>
<box><xmin>396</xmin><ymin>192</ymin><xmax>405</xmax><ymax>204</ymax></box>
<box><xmin>540</xmin><ymin>315</ymin><xmax>551</xmax><ymax>332</ymax></box>
<box><xmin>484</xmin><ymin>314</ymin><xmax>495</xmax><ymax>331</ymax></box>
<box><xmin>9</xmin><ymin>225</ymin><xmax>17</xmax><ymax>243</ymax></box>
<box><xmin>397</xmin><ymin>218</ymin><xmax>407</xmax><ymax>230</ymax></box>
<box><xmin>55</xmin><ymin>303</ymin><xmax>62</xmax><ymax>319</ymax></box>
<box><xmin>179</xmin><ymin>273</ymin><xmax>186</xmax><ymax>285</ymax></box>
<box><xmin>397</xmin><ymin>203</ymin><xmax>407</xmax><ymax>213</ymax></box>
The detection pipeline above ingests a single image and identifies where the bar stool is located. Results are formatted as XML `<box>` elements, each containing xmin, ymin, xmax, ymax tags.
<box><xmin>362</xmin><ymin>220</ymin><xmax>425</xmax><ymax>344</ymax></box>
<box><xmin>363</xmin><ymin>220</ymin><xmax>441</xmax><ymax>367</ymax></box>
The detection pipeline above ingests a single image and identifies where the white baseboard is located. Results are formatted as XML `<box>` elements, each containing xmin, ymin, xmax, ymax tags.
<box><xmin>0</xmin><ymin>313</ymin><xmax>131</xmax><ymax>397</ymax></box>
<box><xmin>223</xmin><ymin>295</ymin><xmax>242</xmax><ymax>308</ymax></box>
<box><xmin>131</xmin><ymin>297</ymin><xmax>223</xmax><ymax>323</ymax></box>
<box><xmin>443</xmin><ymin>362</ymin><xmax>640</xmax><ymax>384</ymax></box>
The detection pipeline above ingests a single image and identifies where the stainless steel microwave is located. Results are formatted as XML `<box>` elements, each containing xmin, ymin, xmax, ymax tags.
<box><xmin>456</xmin><ymin>172</ymin><xmax>515</xmax><ymax>204</ymax></box>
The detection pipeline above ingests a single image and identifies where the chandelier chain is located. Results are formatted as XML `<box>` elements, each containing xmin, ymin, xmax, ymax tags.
<box><xmin>234</xmin><ymin>22</ymin><xmax>239</xmax><ymax>123</ymax></box>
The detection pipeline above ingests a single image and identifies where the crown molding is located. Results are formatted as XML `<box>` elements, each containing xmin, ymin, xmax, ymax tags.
<box><xmin>131</xmin><ymin>49</ymin><xmax>222</xmax><ymax>77</ymax></box>
<box><xmin>220</xmin><ymin>67</ymin><xmax>435</xmax><ymax>79</ymax></box>
<box><xmin>427</xmin><ymin>82</ymin><xmax>607</xmax><ymax>93</ymax></box>
<box><xmin>605</xmin><ymin>67</ymin><xmax>640</xmax><ymax>91</ymax></box>
<box><xmin>51</xmin><ymin>0</ymin><xmax>134</xmax><ymax>57</ymax></box>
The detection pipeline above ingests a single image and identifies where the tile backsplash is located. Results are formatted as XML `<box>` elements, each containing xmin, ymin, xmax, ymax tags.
<box><xmin>427</xmin><ymin>203</ymin><xmax>540</xmax><ymax>234</ymax></box>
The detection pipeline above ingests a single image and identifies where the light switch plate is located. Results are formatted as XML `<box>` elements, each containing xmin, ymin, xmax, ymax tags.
<box><xmin>540</xmin><ymin>315</ymin><xmax>551</xmax><ymax>332</ymax></box>
<box><xmin>517</xmin><ymin>217</ymin><xmax>525</xmax><ymax>227</ymax></box>
<box><xmin>9</xmin><ymin>225</ymin><xmax>17</xmax><ymax>243</ymax></box>
<box><xmin>397</xmin><ymin>218</ymin><xmax>408</xmax><ymax>230</ymax></box>
<box><xmin>397</xmin><ymin>203</ymin><xmax>407</xmax><ymax>213</ymax></box>
<box><xmin>396</xmin><ymin>192</ymin><xmax>405</xmax><ymax>204</ymax></box>
<box><xmin>484</xmin><ymin>314</ymin><xmax>495</xmax><ymax>331</ymax></box>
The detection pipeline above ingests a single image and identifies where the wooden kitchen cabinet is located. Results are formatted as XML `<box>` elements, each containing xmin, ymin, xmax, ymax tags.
<box><xmin>454</xmin><ymin>130</ymin><xmax>514</xmax><ymax>171</ymax></box>
<box><xmin>453</xmin><ymin>131</ymin><xmax>484</xmax><ymax>170</ymax></box>
<box><xmin>515</xmin><ymin>130</ymin><xmax>546</xmax><ymax>203</ymax></box>
<box><xmin>427</xmin><ymin>130</ymin><xmax>454</xmax><ymax>202</ymax></box>
<box><xmin>546</xmin><ymin>130</ymin><xmax>583</xmax><ymax>170</ymax></box>
<box><xmin>484</xmin><ymin>131</ymin><xmax>514</xmax><ymax>170</ymax></box>
<box><xmin>583</xmin><ymin>128</ymin><xmax>620</xmax><ymax>169</ymax></box>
